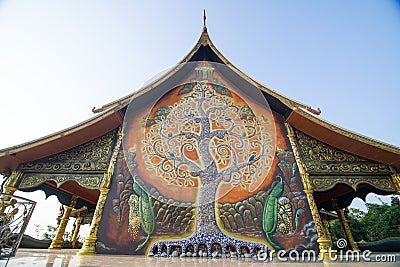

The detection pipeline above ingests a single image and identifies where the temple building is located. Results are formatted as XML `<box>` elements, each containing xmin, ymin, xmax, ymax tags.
<box><xmin>0</xmin><ymin>21</ymin><xmax>399</xmax><ymax>258</ymax></box>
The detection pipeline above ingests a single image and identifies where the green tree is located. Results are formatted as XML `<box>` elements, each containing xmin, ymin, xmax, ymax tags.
<box><xmin>361</xmin><ymin>197</ymin><xmax>400</xmax><ymax>241</ymax></box>
<box><xmin>42</xmin><ymin>225</ymin><xmax>57</xmax><ymax>240</ymax></box>
<box><xmin>330</xmin><ymin>196</ymin><xmax>400</xmax><ymax>242</ymax></box>
<box><xmin>42</xmin><ymin>225</ymin><xmax>71</xmax><ymax>241</ymax></box>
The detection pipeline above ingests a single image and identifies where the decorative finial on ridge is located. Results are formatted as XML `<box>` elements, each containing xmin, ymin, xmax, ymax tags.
<box><xmin>203</xmin><ymin>9</ymin><xmax>207</xmax><ymax>31</ymax></box>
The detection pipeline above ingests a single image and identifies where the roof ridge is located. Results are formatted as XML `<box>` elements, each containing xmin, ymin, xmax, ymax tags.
<box><xmin>91</xmin><ymin>26</ymin><xmax>318</xmax><ymax>116</ymax></box>
<box><xmin>295</xmin><ymin>107</ymin><xmax>400</xmax><ymax>154</ymax></box>
<box><xmin>0</xmin><ymin>109</ymin><xmax>120</xmax><ymax>156</ymax></box>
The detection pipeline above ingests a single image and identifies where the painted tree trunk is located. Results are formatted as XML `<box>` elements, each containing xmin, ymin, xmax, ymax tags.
<box><xmin>195</xmin><ymin>176</ymin><xmax>222</xmax><ymax>234</ymax></box>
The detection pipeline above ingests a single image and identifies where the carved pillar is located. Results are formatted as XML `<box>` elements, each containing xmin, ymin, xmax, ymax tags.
<box><xmin>285</xmin><ymin>123</ymin><xmax>332</xmax><ymax>259</ymax></box>
<box><xmin>302</xmin><ymin>174</ymin><xmax>332</xmax><ymax>257</ymax></box>
<box><xmin>56</xmin><ymin>206</ymin><xmax>65</xmax><ymax>227</ymax></box>
<box><xmin>321</xmin><ymin>215</ymin><xmax>333</xmax><ymax>248</ymax></box>
<box><xmin>333</xmin><ymin>204</ymin><xmax>359</xmax><ymax>251</ymax></box>
<box><xmin>49</xmin><ymin>195</ymin><xmax>78</xmax><ymax>249</ymax></box>
<box><xmin>78</xmin><ymin>187</ymin><xmax>109</xmax><ymax>254</ymax></box>
<box><xmin>70</xmin><ymin>216</ymin><xmax>83</xmax><ymax>249</ymax></box>
<box><xmin>0</xmin><ymin>170</ymin><xmax>23</xmax><ymax>212</ymax></box>
<box><xmin>3</xmin><ymin>170</ymin><xmax>23</xmax><ymax>194</ymax></box>
<box><xmin>392</xmin><ymin>173</ymin><xmax>400</xmax><ymax>195</ymax></box>
<box><xmin>78</xmin><ymin>130</ymin><xmax>122</xmax><ymax>255</ymax></box>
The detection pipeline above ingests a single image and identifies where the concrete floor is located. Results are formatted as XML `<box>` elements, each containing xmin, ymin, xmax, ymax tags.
<box><xmin>1</xmin><ymin>249</ymin><xmax>399</xmax><ymax>267</ymax></box>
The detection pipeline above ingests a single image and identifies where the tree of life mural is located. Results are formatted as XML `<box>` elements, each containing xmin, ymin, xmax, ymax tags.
<box><xmin>127</xmin><ymin>63</ymin><xmax>276</xmax><ymax>255</ymax></box>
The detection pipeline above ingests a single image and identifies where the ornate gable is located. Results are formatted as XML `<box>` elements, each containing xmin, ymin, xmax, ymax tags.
<box><xmin>293</xmin><ymin>129</ymin><xmax>396</xmax><ymax>193</ymax></box>
<box><xmin>294</xmin><ymin>130</ymin><xmax>392</xmax><ymax>175</ymax></box>
<box><xmin>17</xmin><ymin>128</ymin><xmax>118</xmax><ymax>190</ymax></box>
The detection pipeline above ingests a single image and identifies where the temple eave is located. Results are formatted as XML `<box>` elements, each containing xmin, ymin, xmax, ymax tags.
<box><xmin>0</xmin><ymin>110</ymin><xmax>123</xmax><ymax>173</ymax></box>
<box><xmin>286</xmin><ymin>109</ymin><xmax>400</xmax><ymax>170</ymax></box>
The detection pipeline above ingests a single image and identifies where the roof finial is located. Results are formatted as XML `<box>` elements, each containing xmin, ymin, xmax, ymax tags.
<box><xmin>203</xmin><ymin>9</ymin><xmax>207</xmax><ymax>31</ymax></box>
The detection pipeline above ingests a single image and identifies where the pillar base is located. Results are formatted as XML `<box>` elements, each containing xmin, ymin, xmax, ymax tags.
<box><xmin>48</xmin><ymin>239</ymin><xmax>63</xmax><ymax>250</ymax></box>
<box><xmin>317</xmin><ymin>237</ymin><xmax>333</xmax><ymax>260</ymax></box>
<box><xmin>78</xmin><ymin>236</ymin><xmax>97</xmax><ymax>255</ymax></box>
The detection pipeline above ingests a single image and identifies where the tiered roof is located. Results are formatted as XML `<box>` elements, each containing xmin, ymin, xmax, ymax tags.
<box><xmin>1</xmin><ymin>26</ymin><xmax>399</xmax><ymax>173</ymax></box>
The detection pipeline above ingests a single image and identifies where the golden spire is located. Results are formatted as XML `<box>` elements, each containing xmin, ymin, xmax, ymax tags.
<box><xmin>203</xmin><ymin>9</ymin><xmax>207</xmax><ymax>32</ymax></box>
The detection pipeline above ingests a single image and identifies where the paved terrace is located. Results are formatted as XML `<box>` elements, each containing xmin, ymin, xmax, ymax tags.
<box><xmin>1</xmin><ymin>249</ymin><xmax>399</xmax><ymax>267</ymax></box>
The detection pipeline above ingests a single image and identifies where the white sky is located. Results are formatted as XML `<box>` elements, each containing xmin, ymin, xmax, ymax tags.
<box><xmin>0</xmin><ymin>1</ymin><xmax>399</xmax><ymax>238</ymax></box>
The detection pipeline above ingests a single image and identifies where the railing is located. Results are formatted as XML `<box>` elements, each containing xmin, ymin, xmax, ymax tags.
<box><xmin>0</xmin><ymin>194</ymin><xmax>36</xmax><ymax>259</ymax></box>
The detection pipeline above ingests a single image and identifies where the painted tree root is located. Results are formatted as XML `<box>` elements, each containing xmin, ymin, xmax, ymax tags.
<box><xmin>148</xmin><ymin>231</ymin><xmax>270</xmax><ymax>257</ymax></box>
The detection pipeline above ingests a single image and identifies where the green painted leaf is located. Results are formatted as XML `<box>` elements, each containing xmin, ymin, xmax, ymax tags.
<box><xmin>239</xmin><ymin>105</ymin><xmax>256</xmax><ymax>120</ymax></box>
<box><xmin>154</xmin><ymin>106</ymin><xmax>171</xmax><ymax>117</ymax></box>
<box><xmin>215</xmin><ymin>84</ymin><xmax>232</xmax><ymax>97</ymax></box>
<box><xmin>133</xmin><ymin>181</ymin><xmax>155</xmax><ymax>251</ymax></box>
<box><xmin>177</xmin><ymin>83</ymin><xmax>194</xmax><ymax>96</ymax></box>
<box><xmin>262</xmin><ymin>177</ymin><xmax>284</xmax><ymax>250</ymax></box>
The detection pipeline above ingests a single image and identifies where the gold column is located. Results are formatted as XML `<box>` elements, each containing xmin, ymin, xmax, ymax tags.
<box><xmin>302</xmin><ymin>174</ymin><xmax>332</xmax><ymax>258</ymax></box>
<box><xmin>71</xmin><ymin>216</ymin><xmax>83</xmax><ymax>249</ymax></box>
<box><xmin>78</xmin><ymin>187</ymin><xmax>109</xmax><ymax>254</ymax></box>
<box><xmin>49</xmin><ymin>195</ymin><xmax>78</xmax><ymax>249</ymax></box>
<box><xmin>56</xmin><ymin>206</ymin><xmax>64</xmax><ymax>227</ymax></box>
<box><xmin>78</xmin><ymin>130</ymin><xmax>122</xmax><ymax>255</ymax></box>
<box><xmin>392</xmin><ymin>173</ymin><xmax>400</xmax><ymax>195</ymax></box>
<box><xmin>321</xmin><ymin>216</ymin><xmax>333</xmax><ymax>249</ymax></box>
<box><xmin>0</xmin><ymin>170</ymin><xmax>23</xmax><ymax>212</ymax></box>
<box><xmin>3</xmin><ymin>170</ymin><xmax>23</xmax><ymax>194</ymax></box>
<box><xmin>285</xmin><ymin>123</ymin><xmax>332</xmax><ymax>259</ymax></box>
<box><xmin>336</xmin><ymin>208</ymin><xmax>359</xmax><ymax>251</ymax></box>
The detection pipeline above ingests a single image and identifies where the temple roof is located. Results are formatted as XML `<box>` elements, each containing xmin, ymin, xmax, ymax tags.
<box><xmin>0</xmin><ymin>26</ymin><xmax>399</xmax><ymax>173</ymax></box>
<box><xmin>0</xmin><ymin>110</ymin><xmax>123</xmax><ymax>171</ymax></box>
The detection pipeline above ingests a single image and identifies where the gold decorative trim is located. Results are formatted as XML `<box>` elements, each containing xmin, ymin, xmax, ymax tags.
<box><xmin>20</xmin><ymin>129</ymin><xmax>117</xmax><ymax>173</ymax></box>
<box><xmin>310</xmin><ymin>176</ymin><xmax>396</xmax><ymax>192</ymax></box>
<box><xmin>321</xmin><ymin>216</ymin><xmax>333</xmax><ymax>248</ymax></box>
<box><xmin>18</xmin><ymin>173</ymin><xmax>102</xmax><ymax>190</ymax></box>
<box><xmin>6</xmin><ymin>171</ymin><xmax>23</xmax><ymax>188</ymax></box>
<box><xmin>294</xmin><ymin>130</ymin><xmax>392</xmax><ymax>175</ymax></box>
<box><xmin>392</xmin><ymin>174</ymin><xmax>400</xmax><ymax>194</ymax></box>
<box><xmin>17</xmin><ymin>130</ymin><xmax>120</xmax><ymax>190</ymax></box>
<box><xmin>3</xmin><ymin>186</ymin><xmax>17</xmax><ymax>196</ymax></box>
<box><xmin>285</xmin><ymin>123</ymin><xmax>307</xmax><ymax>176</ymax></box>
<box><xmin>100</xmin><ymin>130</ymin><xmax>123</xmax><ymax>189</ymax></box>
<box><xmin>305</xmin><ymin>162</ymin><xmax>391</xmax><ymax>174</ymax></box>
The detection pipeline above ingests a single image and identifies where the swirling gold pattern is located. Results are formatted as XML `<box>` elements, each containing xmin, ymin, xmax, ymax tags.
<box><xmin>19</xmin><ymin>174</ymin><xmax>102</xmax><ymax>190</ymax></box>
<box><xmin>20</xmin><ymin>129</ymin><xmax>118</xmax><ymax>173</ymax></box>
<box><xmin>294</xmin><ymin>130</ymin><xmax>392</xmax><ymax>174</ymax></box>
<box><xmin>310</xmin><ymin>176</ymin><xmax>396</xmax><ymax>192</ymax></box>
<box><xmin>392</xmin><ymin>174</ymin><xmax>400</xmax><ymax>194</ymax></box>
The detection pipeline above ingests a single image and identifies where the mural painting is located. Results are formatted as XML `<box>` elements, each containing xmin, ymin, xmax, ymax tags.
<box><xmin>96</xmin><ymin>62</ymin><xmax>318</xmax><ymax>256</ymax></box>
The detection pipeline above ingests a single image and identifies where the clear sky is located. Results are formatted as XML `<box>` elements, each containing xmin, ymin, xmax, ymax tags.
<box><xmin>0</xmin><ymin>1</ymin><xmax>399</xmax><ymax>237</ymax></box>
